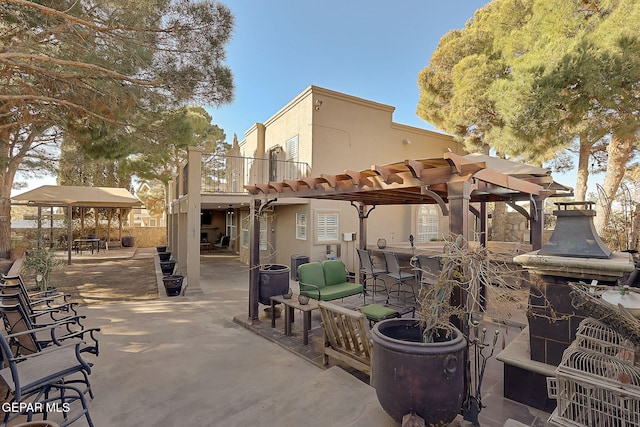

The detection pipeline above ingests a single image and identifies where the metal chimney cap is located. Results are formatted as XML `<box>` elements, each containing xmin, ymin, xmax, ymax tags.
<box><xmin>539</xmin><ymin>200</ymin><xmax>612</xmax><ymax>259</ymax></box>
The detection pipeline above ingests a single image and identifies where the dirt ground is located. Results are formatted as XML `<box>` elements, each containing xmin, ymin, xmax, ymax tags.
<box><xmin>47</xmin><ymin>257</ymin><xmax>158</xmax><ymax>304</ymax></box>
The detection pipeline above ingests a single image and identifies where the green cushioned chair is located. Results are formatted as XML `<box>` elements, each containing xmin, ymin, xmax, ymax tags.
<box><xmin>298</xmin><ymin>260</ymin><xmax>363</xmax><ymax>301</ymax></box>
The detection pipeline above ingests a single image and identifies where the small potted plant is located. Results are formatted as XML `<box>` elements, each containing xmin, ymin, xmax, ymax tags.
<box><xmin>21</xmin><ymin>247</ymin><xmax>64</xmax><ymax>291</ymax></box>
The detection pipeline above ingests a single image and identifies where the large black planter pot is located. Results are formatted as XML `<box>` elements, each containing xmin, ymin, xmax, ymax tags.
<box><xmin>121</xmin><ymin>236</ymin><xmax>135</xmax><ymax>247</ymax></box>
<box><xmin>258</xmin><ymin>264</ymin><xmax>290</xmax><ymax>305</ymax></box>
<box><xmin>160</xmin><ymin>260</ymin><xmax>176</xmax><ymax>276</ymax></box>
<box><xmin>371</xmin><ymin>319</ymin><xmax>466</xmax><ymax>426</ymax></box>
<box><xmin>162</xmin><ymin>275</ymin><xmax>184</xmax><ymax>297</ymax></box>
<box><xmin>158</xmin><ymin>252</ymin><xmax>172</xmax><ymax>262</ymax></box>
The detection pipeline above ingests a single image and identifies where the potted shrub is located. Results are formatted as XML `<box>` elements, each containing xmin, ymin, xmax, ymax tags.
<box><xmin>21</xmin><ymin>247</ymin><xmax>64</xmax><ymax>291</ymax></box>
<box><xmin>371</xmin><ymin>235</ymin><xmax>515</xmax><ymax>426</ymax></box>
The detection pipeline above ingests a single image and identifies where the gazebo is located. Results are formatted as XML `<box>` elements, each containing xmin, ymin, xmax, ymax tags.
<box><xmin>245</xmin><ymin>152</ymin><xmax>572</xmax><ymax>321</ymax></box>
<box><xmin>11</xmin><ymin>185</ymin><xmax>143</xmax><ymax>264</ymax></box>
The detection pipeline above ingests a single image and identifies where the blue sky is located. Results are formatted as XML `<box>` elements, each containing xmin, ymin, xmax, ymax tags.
<box><xmin>18</xmin><ymin>0</ymin><xmax>585</xmax><ymax>194</ymax></box>
<box><xmin>17</xmin><ymin>1</ymin><xmax>487</xmax><ymax>194</ymax></box>
<box><xmin>210</xmin><ymin>0</ymin><xmax>491</xmax><ymax>139</ymax></box>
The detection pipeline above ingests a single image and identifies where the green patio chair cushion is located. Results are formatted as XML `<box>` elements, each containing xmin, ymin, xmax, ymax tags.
<box><xmin>310</xmin><ymin>282</ymin><xmax>364</xmax><ymax>301</ymax></box>
<box><xmin>322</xmin><ymin>260</ymin><xmax>348</xmax><ymax>286</ymax></box>
<box><xmin>359</xmin><ymin>304</ymin><xmax>400</xmax><ymax>322</ymax></box>
<box><xmin>298</xmin><ymin>263</ymin><xmax>326</xmax><ymax>289</ymax></box>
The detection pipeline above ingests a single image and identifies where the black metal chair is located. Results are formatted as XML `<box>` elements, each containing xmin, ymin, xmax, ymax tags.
<box><xmin>0</xmin><ymin>332</ymin><xmax>95</xmax><ymax>426</ymax></box>
<box><xmin>356</xmin><ymin>248</ymin><xmax>388</xmax><ymax>303</ymax></box>
<box><xmin>0</xmin><ymin>301</ymin><xmax>100</xmax><ymax>357</ymax></box>
<box><xmin>1</xmin><ymin>274</ymin><xmax>76</xmax><ymax>316</ymax></box>
<box><xmin>382</xmin><ymin>252</ymin><xmax>417</xmax><ymax>308</ymax></box>
<box><xmin>0</xmin><ymin>282</ymin><xmax>78</xmax><ymax>325</ymax></box>
<box><xmin>415</xmin><ymin>254</ymin><xmax>441</xmax><ymax>286</ymax></box>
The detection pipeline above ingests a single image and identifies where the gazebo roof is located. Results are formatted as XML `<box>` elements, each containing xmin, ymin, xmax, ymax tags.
<box><xmin>12</xmin><ymin>185</ymin><xmax>143</xmax><ymax>208</ymax></box>
<box><xmin>245</xmin><ymin>152</ymin><xmax>572</xmax><ymax>205</ymax></box>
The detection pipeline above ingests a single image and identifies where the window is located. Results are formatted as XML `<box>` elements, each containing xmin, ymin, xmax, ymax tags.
<box><xmin>316</xmin><ymin>211</ymin><xmax>339</xmax><ymax>242</ymax></box>
<box><xmin>149</xmin><ymin>218</ymin><xmax>157</xmax><ymax>227</ymax></box>
<box><xmin>259</xmin><ymin>217</ymin><xmax>268</xmax><ymax>251</ymax></box>
<box><xmin>296</xmin><ymin>213</ymin><xmax>307</xmax><ymax>240</ymax></box>
<box><xmin>240</xmin><ymin>215</ymin><xmax>249</xmax><ymax>248</ymax></box>
<box><xmin>417</xmin><ymin>205</ymin><xmax>439</xmax><ymax>242</ymax></box>
<box><xmin>286</xmin><ymin>135</ymin><xmax>299</xmax><ymax>161</ymax></box>
<box><xmin>286</xmin><ymin>135</ymin><xmax>300</xmax><ymax>179</ymax></box>
<box><xmin>240</xmin><ymin>214</ymin><xmax>268</xmax><ymax>250</ymax></box>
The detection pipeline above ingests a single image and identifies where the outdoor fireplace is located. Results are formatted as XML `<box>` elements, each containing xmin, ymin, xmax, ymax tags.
<box><xmin>499</xmin><ymin>201</ymin><xmax>635</xmax><ymax>411</ymax></box>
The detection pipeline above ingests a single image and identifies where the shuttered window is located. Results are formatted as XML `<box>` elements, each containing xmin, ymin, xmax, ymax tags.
<box><xmin>317</xmin><ymin>212</ymin><xmax>339</xmax><ymax>242</ymax></box>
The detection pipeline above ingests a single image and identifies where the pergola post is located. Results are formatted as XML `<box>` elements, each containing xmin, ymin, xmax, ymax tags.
<box><xmin>447</xmin><ymin>180</ymin><xmax>473</xmax><ymax>334</ymax></box>
<box><xmin>351</xmin><ymin>202</ymin><xmax>375</xmax><ymax>285</ymax></box>
<box><xmin>447</xmin><ymin>181</ymin><xmax>472</xmax><ymax>245</ymax></box>
<box><xmin>479</xmin><ymin>201</ymin><xmax>488</xmax><ymax>247</ymax></box>
<box><xmin>248</xmin><ymin>199</ymin><xmax>261</xmax><ymax>322</ymax></box>
<box><xmin>530</xmin><ymin>195</ymin><xmax>545</xmax><ymax>250</ymax></box>
<box><xmin>67</xmin><ymin>205</ymin><xmax>73</xmax><ymax>265</ymax></box>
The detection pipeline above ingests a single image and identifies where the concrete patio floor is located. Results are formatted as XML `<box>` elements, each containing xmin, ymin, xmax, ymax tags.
<box><xmin>13</xmin><ymin>250</ymin><xmax>552</xmax><ymax>426</ymax></box>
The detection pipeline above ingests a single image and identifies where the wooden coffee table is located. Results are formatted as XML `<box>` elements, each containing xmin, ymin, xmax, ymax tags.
<box><xmin>270</xmin><ymin>294</ymin><xmax>319</xmax><ymax>345</ymax></box>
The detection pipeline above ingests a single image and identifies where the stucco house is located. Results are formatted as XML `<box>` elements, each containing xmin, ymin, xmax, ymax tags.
<box><xmin>166</xmin><ymin>85</ymin><xmax>467</xmax><ymax>289</ymax></box>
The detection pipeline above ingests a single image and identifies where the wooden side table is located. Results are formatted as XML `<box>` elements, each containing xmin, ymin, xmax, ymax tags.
<box><xmin>270</xmin><ymin>294</ymin><xmax>319</xmax><ymax>345</ymax></box>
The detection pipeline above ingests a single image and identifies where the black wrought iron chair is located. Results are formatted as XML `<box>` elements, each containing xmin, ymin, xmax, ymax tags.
<box><xmin>356</xmin><ymin>248</ymin><xmax>388</xmax><ymax>303</ymax></box>
<box><xmin>415</xmin><ymin>254</ymin><xmax>441</xmax><ymax>286</ymax></box>
<box><xmin>382</xmin><ymin>251</ymin><xmax>417</xmax><ymax>308</ymax></box>
<box><xmin>1</xmin><ymin>274</ymin><xmax>77</xmax><ymax>317</ymax></box>
<box><xmin>0</xmin><ymin>284</ymin><xmax>78</xmax><ymax>326</ymax></box>
<box><xmin>0</xmin><ymin>332</ymin><xmax>95</xmax><ymax>427</ymax></box>
<box><xmin>0</xmin><ymin>301</ymin><xmax>100</xmax><ymax>357</ymax></box>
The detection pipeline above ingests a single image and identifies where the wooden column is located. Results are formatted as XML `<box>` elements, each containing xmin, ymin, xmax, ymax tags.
<box><xmin>447</xmin><ymin>180</ymin><xmax>472</xmax><ymax>334</ymax></box>
<box><xmin>530</xmin><ymin>195</ymin><xmax>545</xmax><ymax>251</ymax></box>
<box><xmin>67</xmin><ymin>205</ymin><xmax>73</xmax><ymax>265</ymax></box>
<box><xmin>479</xmin><ymin>201</ymin><xmax>487</xmax><ymax>248</ymax></box>
<box><xmin>447</xmin><ymin>181</ymin><xmax>472</xmax><ymax>245</ymax></box>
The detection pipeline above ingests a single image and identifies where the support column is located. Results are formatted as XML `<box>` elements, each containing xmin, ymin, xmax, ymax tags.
<box><xmin>447</xmin><ymin>181</ymin><xmax>472</xmax><ymax>245</ymax></box>
<box><xmin>530</xmin><ymin>195</ymin><xmax>545</xmax><ymax>251</ymax></box>
<box><xmin>479</xmin><ymin>201</ymin><xmax>487</xmax><ymax>248</ymax></box>
<box><xmin>67</xmin><ymin>205</ymin><xmax>73</xmax><ymax>265</ymax></box>
<box><xmin>248</xmin><ymin>199</ymin><xmax>261</xmax><ymax>322</ymax></box>
<box><xmin>185</xmin><ymin>146</ymin><xmax>203</xmax><ymax>294</ymax></box>
<box><xmin>447</xmin><ymin>181</ymin><xmax>472</xmax><ymax>334</ymax></box>
<box><xmin>358</xmin><ymin>204</ymin><xmax>367</xmax><ymax>252</ymax></box>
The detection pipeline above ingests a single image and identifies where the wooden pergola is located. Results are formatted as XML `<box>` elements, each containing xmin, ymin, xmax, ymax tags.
<box><xmin>244</xmin><ymin>152</ymin><xmax>572</xmax><ymax>321</ymax></box>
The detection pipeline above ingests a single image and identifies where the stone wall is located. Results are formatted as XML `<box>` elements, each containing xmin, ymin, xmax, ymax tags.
<box><xmin>490</xmin><ymin>211</ymin><xmax>529</xmax><ymax>243</ymax></box>
<box><xmin>490</xmin><ymin>211</ymin><xmax>554</xmax><ymax>245</ymax></box>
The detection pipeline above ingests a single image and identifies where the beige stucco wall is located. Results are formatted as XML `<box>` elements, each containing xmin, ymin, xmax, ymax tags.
<box><xmin>235</xmin><ymin>85</ymin><xmax>465</xmax><ymax>269</ymax></box>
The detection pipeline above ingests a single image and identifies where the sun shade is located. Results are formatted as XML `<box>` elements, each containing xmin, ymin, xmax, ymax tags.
<box><xmin>12</xmin><ymin>185</ymin><xmax>142</xmax><ymax>208</ymax></box>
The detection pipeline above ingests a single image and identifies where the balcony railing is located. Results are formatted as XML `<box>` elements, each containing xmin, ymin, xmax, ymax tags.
<box><xmin>201</xmin><ymin>155</ymin><xmax>311</xmax><ymax>194</ymax></box>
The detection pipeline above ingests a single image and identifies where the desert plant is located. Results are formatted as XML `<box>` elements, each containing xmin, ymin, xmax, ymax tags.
<box><xmin>21</xmin><ymin>247</ymin><xmax>64</xmax><ymax>291</ymax></box>
<box><xmin>406</xmin><ymin>235</ymin><xmax>519</xmax><ymax>425</ymax></box>
<box><xmin>413</xmin><ymin>234</ymin><xmax>524</xmax><ymax>343</ymax></box>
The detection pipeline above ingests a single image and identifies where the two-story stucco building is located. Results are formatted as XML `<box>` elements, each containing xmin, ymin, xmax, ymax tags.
<box><xmin>167</xmin><ymin>85</ymin><xmax>466</xmax><ymax>290</ymax></box>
